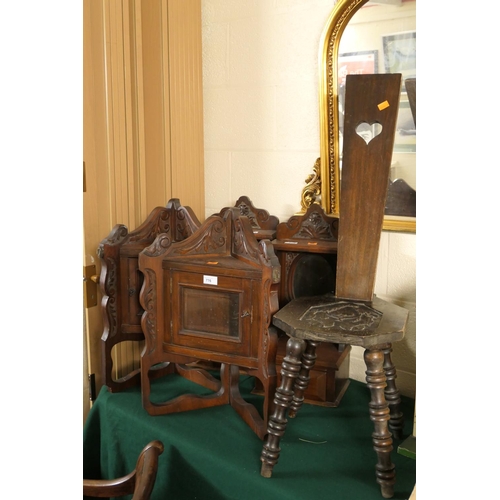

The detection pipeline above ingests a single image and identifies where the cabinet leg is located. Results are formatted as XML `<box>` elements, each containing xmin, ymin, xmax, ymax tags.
<box><xmin>364</xmin><ymin>348</ymin><xmax>395</xmax><ymax>499</ymax></box>
<box><xmin>260</xmin><ymin>337</ymin><xmax>306</xmax><ymax>478</ymax></box>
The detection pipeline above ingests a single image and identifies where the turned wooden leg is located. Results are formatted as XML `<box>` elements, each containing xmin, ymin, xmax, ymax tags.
<box><xmin>289</xmin><ymin>340</ymin><xmax>320</xmax><ymax>418</ymax></box>
<box><xmin>260</xmin><ymin>337</ymin><xmax>306</xmax><ymax>478</ymax></box>
<box><xmin>364</xmin><ymin>348</ymin><xmax>395</xmax><ymax>499</ymax></box>
<box><xmin>382</xmin><ymin>344</ymin><xmax>404</xmax><ymax>440</ymax></box>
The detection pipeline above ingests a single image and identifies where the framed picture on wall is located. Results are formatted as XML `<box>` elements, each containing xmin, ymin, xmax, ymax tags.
<box><xmin>382</xmin><ymin>31</ymin><xmax>416</xmax><ymax>91</ymax></box>
<box><xmin>338</xmin><ymin>50</ymin><xmax>379</xmax><ymax>86</ymax></box>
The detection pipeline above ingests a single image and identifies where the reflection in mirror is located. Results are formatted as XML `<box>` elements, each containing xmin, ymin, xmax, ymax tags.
<box><xmin>308</xmin><ymin>0</ymin><xmax>416</xmax><ymax>231</ymax></box>
<box><xmin>338</xmin><ymin>0</ymin><xmax>416</xmax><ymax>228</ymax></box>
<box><xmin>355</xmin><ymin>122</ymin><xmax>383</xmax><ymax>144</ymax></box>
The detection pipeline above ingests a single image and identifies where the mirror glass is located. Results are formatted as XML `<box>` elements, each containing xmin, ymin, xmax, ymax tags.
<box><xmin>338</xmin><ymin>0</ymin><xmax>416</xmax><ymax>225</ymax></box>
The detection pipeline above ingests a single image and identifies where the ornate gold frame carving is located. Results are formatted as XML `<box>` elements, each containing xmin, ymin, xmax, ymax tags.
<box><xmin>318</xmin><ymin>0</ymin><xmax>370</xmax><ymax>217</ymax></box>
<box><xmin>300</xmin><ymin>157</ymin><xmax>322</xmax><ymax>212</ymax></box>
<box><xmin>301</xmin><ymin>0</ymin><xmax>416</xmax><ymax>232</ymax></box>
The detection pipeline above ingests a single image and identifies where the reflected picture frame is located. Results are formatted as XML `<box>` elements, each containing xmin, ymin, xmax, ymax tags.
<box><xmin>382</xmin><ymin>31</ymin><xmax>416</xmax><ymax>92</ymax></box>
<box><xmin>338</xmin><ymin>50</ymin><xmax>379</xmax><ymax>86</ymax></box>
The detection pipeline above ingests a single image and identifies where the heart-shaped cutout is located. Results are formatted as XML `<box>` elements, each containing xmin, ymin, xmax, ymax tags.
<box><xmin>355</xmin><ymin>122</ymin><xmax>383</xmax><ymax>144</ymax></box>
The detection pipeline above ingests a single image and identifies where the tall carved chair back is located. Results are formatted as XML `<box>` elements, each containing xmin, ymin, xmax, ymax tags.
<box><xmin>97</xmin><ymin>199</ymin><xmax>201</xmax><ymax>392</ymax></box>
<box><xmin>138</xmin><ymin>208</ymin><xmax>281</xmax><ymax>439</ymax></box>
<box><xmin>261</xmin><ymin>74</ymin><xmax>410</xmax><ymax>499</ymax></box>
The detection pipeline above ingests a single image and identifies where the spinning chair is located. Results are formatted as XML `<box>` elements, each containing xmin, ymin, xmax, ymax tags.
<box><xmin>260</xmin><ymin>74</ymin><xmax>408</xmax><ymax>498</ymax></box>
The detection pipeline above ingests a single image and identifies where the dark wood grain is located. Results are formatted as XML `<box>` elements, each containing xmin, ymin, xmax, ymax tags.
<box><xmin>138</xmin><ymin>208</ymin><xmax>281</xmax><ymax>439</ymax></box>
<box><xmin>261</xmin><ymin>74</ymin><xmax>408</xmax><ymax>499</ymax></box>
<box><xmin>336</xmin><ymin>73</ymin><xmax>401</xmax><ymax>301</ymax></box>
<box><xmin>268</xmin><ymin>203</ymin><xmax>349</xmax><ymax>407</ymax></box>
<box><xmin>229</xmin><ymin>195</ymin><xmax>280</xmax><ymax>240</ymax></box>
<box><xmin>97</xmin><ymin>199</ymin><xmax>201</xmax><ymax>392</ymax></box>
<box><xmin>83</xmin><ymin>440</ymin><xmax>164</xmax><ymax>500</ymax></box>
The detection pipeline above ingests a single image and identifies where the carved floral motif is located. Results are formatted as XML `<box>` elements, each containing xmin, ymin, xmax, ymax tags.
<box><xmin>142</xmin><ymin>234</ymin><xmax>172</xmax><ymax>257</ymax></box>
<box><xmin>301</xmin><ymin>300</ymin><xmax>382</xmax><ymax>332</ymax></box>
<box><xmin>293</xmin><ymin>210</ymin><xmax>334</xmax><ymax>240</ymax></box>
<box><xmin>141</xmin><ymin>269</ymin><xmax>157</xmax><ymax>354</ymax></box>
<box><xmin>129</xmin><ymin>209</ymin><xmax>170</xmax><ymax>243</ymax></box>
<box><xmin>100</xmin><ymin>225</ymin><xmax>129</xmax><ymax>248</ymax></box>
<box><xmin>233</xmin><ymin>218</ymin><xmax>262</xmax><ymax>263</ymax></box>
<box><xmin>176</xmin><ymin>208</ymin><xmax>198</xmax><ymax>240</ymax></box>
<box><xmin>102</xmin><ymin>257</ymin><xmax>118</xmax><ymax>337</ymax></box>
<box><xmin>236</xmin><ymin>202</ymin><xmax>260</xmax><ymax>228</ymax></box>
<box><xmin>171</xmin><ymin>218</ymin><xmax>226</xmax><ymax>256</ymax></box>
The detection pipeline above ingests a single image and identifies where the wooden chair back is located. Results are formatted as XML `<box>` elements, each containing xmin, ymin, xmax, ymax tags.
<box><xmin>335</xmin><ymin>74</ymin><xmax>402</xmax><ymax>302</ymax></box>
<box><xmin>83</xmin><ymin>440</ymin><xmax>164</xmax><ymax>500</ymax></box>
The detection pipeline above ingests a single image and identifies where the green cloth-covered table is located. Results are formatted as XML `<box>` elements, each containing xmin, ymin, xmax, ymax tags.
<box><xmin>83</xmin><ymin>374</ymin><xmax>416</xmax><ymax>500</ymax></box>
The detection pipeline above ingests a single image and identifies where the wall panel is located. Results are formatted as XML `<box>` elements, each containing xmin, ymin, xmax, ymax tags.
<box><xmin>167</xmin><ymin>0</ymin><xmax>205</xmax><ymax>219</ymax></box>
<box><xmin>140</xmin><ymin>0</ymin><xmax>171</xmax><ymax>214</ymax></box>
<box><xmin>84</xmin><ymin>0</ymin><xmax>205</xmax><ymax>405</ymax></box>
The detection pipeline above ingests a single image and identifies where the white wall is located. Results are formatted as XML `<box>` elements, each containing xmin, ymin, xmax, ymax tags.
<box><xmin>201</xmin><ymin>0</ymin><xmax>416</xmax><ymax>398</ymax></box>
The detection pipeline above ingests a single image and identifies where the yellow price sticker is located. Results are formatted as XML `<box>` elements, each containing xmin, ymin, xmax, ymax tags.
<box><xmin>378</xmin><ymin>100</ymin><xmax>390</xmax><ymax>111</ymax></box>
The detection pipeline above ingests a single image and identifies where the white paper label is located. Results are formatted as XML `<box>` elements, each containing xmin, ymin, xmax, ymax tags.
<box><xmin>203</xmin><ymin>275</ymin><xmax>218</xmax><ymax>286</ymax></box>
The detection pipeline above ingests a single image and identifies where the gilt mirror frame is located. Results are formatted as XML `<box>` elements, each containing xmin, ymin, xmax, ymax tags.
<box><xmin>302</xmin><ymin>0</ymin><xmax>416</xmax><ymax>232</ymax></box>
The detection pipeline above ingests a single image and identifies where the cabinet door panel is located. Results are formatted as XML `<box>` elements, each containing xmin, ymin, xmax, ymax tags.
<box><xmin>169</xmin><ymin>271</ymin><xmax>253</xmax><ymax>357</ymax></box>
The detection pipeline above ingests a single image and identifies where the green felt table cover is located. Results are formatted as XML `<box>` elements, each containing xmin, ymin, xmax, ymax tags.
<box><xmin>83</xmin><ymin>374</ymin><xmax>416</xmax><ymax>500</ymax></box>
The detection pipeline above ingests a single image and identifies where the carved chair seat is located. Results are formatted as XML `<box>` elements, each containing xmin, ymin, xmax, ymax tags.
<box><xmin>260</xmin><ymin>74</ymin><xmax>408</xmax><ymax>498</ymax></box>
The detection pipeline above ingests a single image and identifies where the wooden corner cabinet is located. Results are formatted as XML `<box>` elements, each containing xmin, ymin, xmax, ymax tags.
<box><xmin>97</xmin><ymin>199</ymin><xmax>201</xmax><ymax>392</ymax></box>
<box><xmin>138</xmin><ymin>208</ymin><xmax>281</xmax><ymax>439</ymax></box>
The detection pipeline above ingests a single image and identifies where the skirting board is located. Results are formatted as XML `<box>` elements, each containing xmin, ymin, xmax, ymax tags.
<box><xmin>398</xmin><ymin>434</ymin><xmax>416</xmax><ymax>460</ymax></box>
<box><xmin>348</xmin><ymin>346</ymin><xmax>416</xmax><ymax>399</ymax></box>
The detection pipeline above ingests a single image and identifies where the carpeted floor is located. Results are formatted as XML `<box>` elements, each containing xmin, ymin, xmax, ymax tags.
<box><xmin>84</xmin><ymin>373</ymin><xmax>416</xmax><ymax>500</ymax></box>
